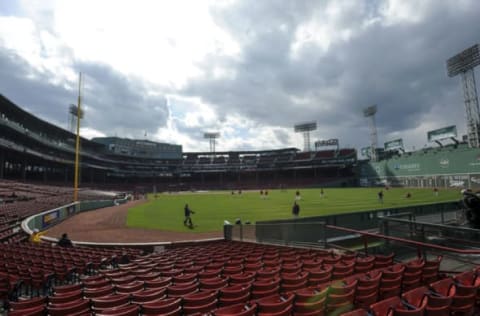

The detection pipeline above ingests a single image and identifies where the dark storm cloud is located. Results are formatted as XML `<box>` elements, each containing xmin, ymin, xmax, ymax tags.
<box><xmin>182</xmin><ymin>0</ymin><xmax>479</xmax><ymax>147</ymax></box>
<box><xmin>0</xmin><ymin>50</ymin><xmax>169</xmax><ymax>138</ymax></box>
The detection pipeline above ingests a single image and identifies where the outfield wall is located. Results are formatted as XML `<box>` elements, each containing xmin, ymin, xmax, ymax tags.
<box><xmin>359</xmin><ymin>144</ymin><xmax>480</xmax><ymax>188</ymax></box>
<box><xmin>23</xmin><ymin>200</ymin><xmax>117</xmax><ymax>233</ymax></box>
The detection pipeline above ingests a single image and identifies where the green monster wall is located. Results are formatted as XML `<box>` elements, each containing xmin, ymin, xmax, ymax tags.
<box><xmin>359</xmin><ymin>144</ymin><xmax>480</xmax><ymax>188</ymax></box>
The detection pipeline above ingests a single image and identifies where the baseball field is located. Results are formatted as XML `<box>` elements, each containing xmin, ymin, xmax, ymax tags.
<box><xmin>126</xmin><ymin>187</ymin><xmax>461</xmax><ymax>233</ymax></box>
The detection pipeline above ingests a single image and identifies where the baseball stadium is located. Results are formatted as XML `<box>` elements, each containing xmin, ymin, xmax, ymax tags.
<box><xmin>2</xmin><ymin>43</ymin><xmax>480</xmax><ymax>316</ymax></box>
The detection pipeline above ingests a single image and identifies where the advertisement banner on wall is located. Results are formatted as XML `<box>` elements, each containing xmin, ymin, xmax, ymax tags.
<box><xmin>42</xmin><ymin>209</ymin><xmax>60</xmax><ymax>228</ymax></box>
<box><xmin>67</xmin><ymin>204</ymin><xmax>76</xmax><ymax>215</ymax></box>
<box><xmin>361</xmin><ymin>147</ymin><xmax>371</xmax><ymax>157</ymax></box>
<box><xmin>470</xmin><ymin>174</ymin><xmax>480</xmax><ymax>188</ymax></box>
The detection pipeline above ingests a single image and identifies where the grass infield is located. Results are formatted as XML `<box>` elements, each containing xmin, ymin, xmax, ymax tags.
<box><xmin>126</xmin><ymin>187</ymin><xmax>460</xmax><ymax>233</ymax></box>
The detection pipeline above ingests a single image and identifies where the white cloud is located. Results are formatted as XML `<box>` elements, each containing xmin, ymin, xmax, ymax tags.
<box><xmin>49</xmin><ymin>0</ymin><xmax>240</xmax><ymax>88</ymax></box>
<box><xmin>379</xmin><ymin>0</ymin><xmax>440</xmax><ymax>25</ymax></box>
<box><xmin>290</xmin><ymin>1</ymin><xmax>366</xmax><ymax>58</ymax></box>
<box><xmin>0</xmin><ymin>0</ymin><xmax>479</xmax><ymax>154</ymax></box>
<box><xmin>80</xmin><ymin>126</ymin><xmax>105</xmax><ymax>139</ymax></box>
<box><xmin>0</xmin><ymin>16</ymin><xmax>39</xmax><ymax>63</ymax></box>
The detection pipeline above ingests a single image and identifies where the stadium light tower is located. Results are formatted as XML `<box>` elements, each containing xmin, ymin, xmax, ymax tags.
<box><xmin>363</xmin><ymin>105</ymin><xmax>378</xmax><ymax>162</ymax></box>
<box><xmin>447</xmin><ymin>44</ymin><xmax>480</xmax><ymax>148</ymax></box>
<box><xmin>73</xmin><ymin>73</ymin><xmax>83</xmax><ymax>202</ymax></box>
<box><xmin>204</xmin><ymin>132</ymin><xmax>220</xmax><ymax>154</ymax></box>
<box><xmin>69</xmin><ymin>104</ymin><xmax>84</xmax><ymax>133</ymax></box>
<box><xmin>294</xmin><ymin>122</ymin><xmax>317</xmax><ymax>152</ymax></box>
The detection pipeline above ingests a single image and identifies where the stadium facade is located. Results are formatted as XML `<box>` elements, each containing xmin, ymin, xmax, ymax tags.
<box><xmin>0</xmin><ymin>95</ymin><xmax>356</xmax><ymax>190</ymax></box>
<box><xmin>5</xmin><ymin>93</ymin><xmax>480</xmax><ymax>191</ymax></box>
<box><xmin>92</xmin><ymin>137</ymin><xmax>182</xmax><ymax>160</ymax></box>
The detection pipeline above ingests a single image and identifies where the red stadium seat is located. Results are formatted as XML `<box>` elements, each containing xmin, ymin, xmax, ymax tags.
<box><xmin>229</xmin><ymin>271</ymin><xmax>256</xmax><ymax>285</ymax></box>
<box><xmin>130</xmin><ymin>288</ymin><xmax>167</xmax><ymax>304</ymax></box>
<box><xmin>8</xmin><ymin>305</ymin><xmax>46</xmax><ymax>316</ymax></box>
<box><xmin>9</xmin><ymin>296</ymin><xmax>47</xmax><ymax>311</ymax></box>
<box><xmin>399</xmin><ymin>286</ymin><xmax>429</xmax><ymax>315</ymax></box>
<box><xmin>183</xmin><ymin>289</ymin><xmax>218</xmax><ymax>306</ymax></box>
<box><xmin>144</xmin><ymin>277</ymin><xmax>172</xmax><ymax>289</ymax></box>
<box><xmin>213</xmin><ymin>302</ymin><xmax>257</xmax><ymax>316</ymax></box>
<box><xmin>340</xmin><ymin>308</ymin><xmax>369</xmax><ymax>316</ymax></box>
<box><xmin>95</xmin><ymin>304</ymin><xmax>140</xmax><ymax>316</ymax></box>
<box><xmin>167</xmin><ymin>282</ymin><xmax>198</xmax><ymax>297</ymax></box>
<box><xmin>53</xmin><ymin>283</ymin><xmax>83</xmax><ymax>295</ymax></box>
<box><xmin>370</xmin><ymin>296</ymin><xmax>400</xmax><ymax>316</ymax></box>
<box><xmin>256</xmin><ymin>292</ymin><xmax>295</xmax><ymax>314</ymax></box>
<box><xmin>91</xmin><ymin>293</ymin><xmax>131</xmax><ymax>310</ymax></box>
<box><xmin>378</xmin><ymin>252</ymin><xmax>397</xmax><ymax>265</ymax></box>
<box><xmin>183</xmin><ymin>299</ymin><xmax>218</xmax><ymax>315</ymax></box>
<box><xmin>84</xmin><ymin>284</ymin><xmax>115</xmax><ymax>299</ymax></box>
<box><xmin>115</xmin><ymin>280</ymin><xmax>144</xmax><ymax>294</ymax></box>
<box><xmin>141</xmin><ymin>297</ymin><xmax>182</xmax><ymax>315</ymax></box>
<box><xmin>48</xmin><ymin>289</ymin><xmax>83</xmax><ymax>304</ymax></box>
<box><xmin>428</xmin><ymin>277</ymin><xmax>455</xmax><ymax>315</ymax></box>
<box><xmin>48</xmin><ymin>299</ymin><xmax>91</xmax><ymax>316</ymax></box>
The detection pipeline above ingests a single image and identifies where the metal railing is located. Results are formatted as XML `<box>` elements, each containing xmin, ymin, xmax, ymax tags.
<box><xmin>225</xmin><ymin>220</ymin><xmax>480</xmax><ymax>271</ymax></box>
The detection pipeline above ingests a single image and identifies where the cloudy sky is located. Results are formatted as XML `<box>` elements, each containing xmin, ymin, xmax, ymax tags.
<box><xmin>0</xmin><ymin>0</ymin><xmax>479</xmax><ymax>154</ymax></box>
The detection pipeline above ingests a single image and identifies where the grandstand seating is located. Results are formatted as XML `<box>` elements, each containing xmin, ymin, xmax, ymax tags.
<box><xmin>183</xmin><ymin>155</ymin><xmax>198</xmax><ymax>165</ymax></box>
<box><xmin>0</xmin><ymin>180</ymin><xmax>115</xmax><ymax>243</ymax></box>
<box><xmin>213</xmin><ymin>157</ymin><xmax>226</xmax><ymax>164</ymax></box>
<box><xmin>274</xmin><ymin>153</ymin><xmax>293</xmax><ymax>164</ymax></box>
<box><xmin>3</xmin><ymin>240</ymin><xmax>478</xmax><ymax>315</ymax></box>
<box><xmin>313</xmin><ymin>150</ymin><xmax>335</xmax><ymax>159</ymax></box>
<box><xmin>198</xmin><ymin>157</ymin><xmax>211</xmax><ymax>165</ymax></box>
<box><xmin>226</xmin><ymin>155</ymin><xmax>240</xmax><ymax>165</ymax></box>
<box><xmin>257</xmin><ymin>155</ymin><xmax>275</xmax><ymax>166</ymax></box>
<box><xmin>294</xmin><ymin>152</ymin><xmax>313</xmax><ymax>160</ymax></box>
<box><xmin>337</xmin><ymin>149</ymin><xmax>356</xmax><ymax>157</ymax></box>
<box><xmin>241</xmin><ymin>155</ymin><xmax>257</xmax><ymax>165</ymax></box>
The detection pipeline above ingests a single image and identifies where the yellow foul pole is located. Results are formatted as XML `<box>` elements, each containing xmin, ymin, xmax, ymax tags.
<box><xmin>73</xmin><ymin>73</ymin><xmax>82</xmax><ymax>202</ymax></box>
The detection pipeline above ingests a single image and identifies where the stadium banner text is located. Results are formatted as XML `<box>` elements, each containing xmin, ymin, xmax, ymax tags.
<box><xmin>42</xmin><ymin>209</ymin><xmax>60</xmax><ymax>228</ymax></box>
<box><xmin>427</xmin><ymin>125</ymin><xmax>457</xmax><ymax>142</ymax></box>
<box><xmin>361</xmin><ymin>147</ymin><xmax>371</xmax><ymax>157</ymax></box>
<box><xmin>384</xmin><ymin>139</ymin><xmax>404</xmax><ymax>151</ymax></box>
<box><xmin>315</xmin><ymin>139</ymin><xmax>339</xmax><ymax>147</ymax></box>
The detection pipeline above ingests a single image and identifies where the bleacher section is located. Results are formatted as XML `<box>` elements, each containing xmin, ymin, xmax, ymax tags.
<box><xmin>294</xmin><ymin>152</ymin><xmax>313</xmax><ymax>161</ymax></box>
<box><xmin>0</xmin><ymin>93</ymin><xmax>358</xmax><ymax>187</ymax></box>
<box><xmin>337</xmin><ymin>149</ymin><xmax>356</xmax><ymax>158</ymax></box>
<box><xmin>183</xmin><ymin>155</ymin><xmax>198</xmax><ymax>165</ymax></box>
<box><xmin>274</xmin><ymin>153</ymin><xmax>293</xmax><ymax>164</ymax></box>
<box><xmin>227</xmin><ymin>154</ymin><xmax>240</xmax><ymax>165</ymax></box>
<box><xmin>198</xmin><ymin>157</ymin><xmax>211</xmax><ymax>165</ymax></box>
<box><xmin>0</xmin><ymin>181</ymin><xmax>116</xmax><ymax>243</ymax></box>
<box><xmin>212</xmin><ymin>157</ymin><xmax>226</xmax><ymax>165</ymax></box>
<box><xmin>313</xmin><ymin>151</ymin><xmax>335</xmax><ymax>159</ymax></box>
<box><xmin>5</xmin><ymin>240</ymin><xmax>479</xmax><ymax>315</ymax></box>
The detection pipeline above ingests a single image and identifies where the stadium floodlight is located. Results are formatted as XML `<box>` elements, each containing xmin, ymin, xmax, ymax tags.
<box><xmin>69</xmin><ymin>104</ymin><xmax>84</xmax><ymax>133</ymax></box>
<box><xmin>447</xmin><ymin>44</ymin><xmax>480</xmax><ymax>148</ymax></box>
<box><xmin>294</xmin><ymin>121</ymin><xmax>317</xmax><ymax>152</ymax></box>
<box><xmin>204</xmin><ymin>132</ymin><xmax>220</xmax><ymax>154</ymax></box>
<box><xmin>447</xmin><ymin>44</ymin><xmax>480</xmax><ymax>77</ymax></box>
<box><xmin>363</xmin><ymin>105</ymin><xmax>378</xmax><ymax>161</ymax></box>
<box><xmin>363</xmin><ymin>105</ymin><xmax>377</xmax><ymax>117</ymax></box>
<box><xmin>73</xmin><ymin>73</ymin><xmax>83</xmax><ymax>202</ymax></box>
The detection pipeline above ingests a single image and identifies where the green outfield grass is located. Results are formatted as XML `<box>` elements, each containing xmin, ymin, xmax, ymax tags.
<box><xmin>126</xmin><ymin>187</ymin><xmax>461</xmax><ymax>233</ymax></box>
